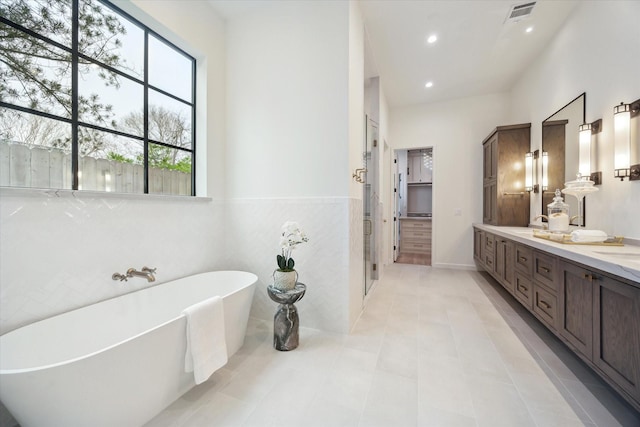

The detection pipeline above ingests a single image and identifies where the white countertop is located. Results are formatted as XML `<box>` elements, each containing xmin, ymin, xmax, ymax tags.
<box><xmin>474</xmin><ymin>224</ymin><xmax>640</xmax><ymax>285</ymax></box>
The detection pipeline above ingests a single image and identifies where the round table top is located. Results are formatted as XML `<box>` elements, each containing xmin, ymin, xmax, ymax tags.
<box><xmin>267</xmin><ymin>283</ymin><xmax>306</xmax><ymax>304</ymax></box>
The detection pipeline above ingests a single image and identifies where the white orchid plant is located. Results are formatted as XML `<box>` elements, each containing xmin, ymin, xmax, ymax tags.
<box><xmin>277</xmin><ymin>221</ymin><xmax>309</xmax><ymax>272</ymax></box>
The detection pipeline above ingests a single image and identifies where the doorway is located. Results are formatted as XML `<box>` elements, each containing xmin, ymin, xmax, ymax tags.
<box><xmin>394</xmin><ymin>147</ymin><xmax>433</xmax><ymax>266</ymax></box>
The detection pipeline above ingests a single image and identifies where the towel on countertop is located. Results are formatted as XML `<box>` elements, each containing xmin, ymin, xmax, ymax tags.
<box><xmin>570</xmin><ymin>229</ymin><xmax>608</xmax><ymax>243</ymax></box>
<box><xmin>183</xmin><ymin>296</ymin><xmax>228</xmax><ymax>385</ymax></box>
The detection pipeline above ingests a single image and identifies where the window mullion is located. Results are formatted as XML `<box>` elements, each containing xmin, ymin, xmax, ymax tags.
<box><xmin>143</xmin><ymin>30</ymin><xmax>149</xmax><ymax>194</ymax></box>
<box><xmin>191</xmin><ymin>59</ymin><xmax>196</xmax><ymax>196</ymax></box>
<box><xmin>71</xmin><ymin>0</ymin><xmax>79</xmax><ymax>190</ymax></box>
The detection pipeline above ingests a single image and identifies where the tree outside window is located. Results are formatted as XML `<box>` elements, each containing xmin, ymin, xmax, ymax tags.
<box><xmin>0</xmin><ymin>0</ymin><xmax>196</xmax><ymax>195</ymax></box>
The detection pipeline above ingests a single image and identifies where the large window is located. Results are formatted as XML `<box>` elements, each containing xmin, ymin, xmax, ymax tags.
<box><xmin>0</xmin><ymin>0</ymin><xmax>196</xmax><ymax>195</ymax></box>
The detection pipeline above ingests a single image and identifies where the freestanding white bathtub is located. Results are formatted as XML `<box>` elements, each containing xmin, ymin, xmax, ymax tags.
<box><xmin>0</xmin><ymin>270</ymin><xmax>257</xmax><ymax>427</ymax></box>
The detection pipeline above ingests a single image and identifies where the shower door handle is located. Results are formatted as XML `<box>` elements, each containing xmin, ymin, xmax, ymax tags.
<box><xmin>364</xmin><ymin>219</ymin><xmax>373</xmax><ymax>236</ymax></box>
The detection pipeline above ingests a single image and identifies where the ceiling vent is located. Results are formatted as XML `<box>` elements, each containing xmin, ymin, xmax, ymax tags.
<box><xmin>505</xmin><ymin>2</ymin><xmax>536</xmax><ymax>22</ymax></box>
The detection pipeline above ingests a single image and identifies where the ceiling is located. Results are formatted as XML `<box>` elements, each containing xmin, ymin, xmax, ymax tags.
<box><xmin>209</xmin><ymin>0</ymin><xmax>579</xmax><ymax>108</ymax></box>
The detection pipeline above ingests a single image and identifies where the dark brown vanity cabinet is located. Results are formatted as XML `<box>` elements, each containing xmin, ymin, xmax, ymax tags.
<box><xmin>473</xmin><ymin>226</ymin><xmax>640</xmax><ymax>411</ymax></box>
<box><xmin>483</xmin><ymin>232</ymin><xmax>495</xmax><ymax>273</ymax></box>
<box><xmin>559</xmin><ymin>261</ymin><xmax>594</xmax><ymax>359</ymax></box>
<box><xmin>532</xmin><ymin>250</ymin><xmax>559</xmax><ymax>330</ymax></box>
<box><xmin>594</xmin><ymin>273</ymin><xmax>640</xmax><ymax>403</ymax></box>
<box><xmin>495</xmin><ymin>238</ymin><xmax>515</xmax><ymax>294</ymax></box>
<box><xmin>560</xmin><ymin>259</ymin><xmax>640</xmax><ymax>403</ymax></box>
<box><xmin>482</xmin><ymin>124</ymin><xmax>531</xmax><ymax>226</ymax></box>
<box><xmin>514</xmin><ymin>243</ymin><xmax>534</xmax><ymax>308</ymax></box>
<box><xmin>474</xmin><ymin>230</ymin><xmax>514</xmax><ymax>295</ymax></box>
<box><xmin>473</xmin><ymin>228</ymin><xmax>484</xmax><ymax>262</ymax></box>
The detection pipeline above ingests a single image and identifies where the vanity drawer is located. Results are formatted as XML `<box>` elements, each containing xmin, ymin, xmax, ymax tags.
<box><xmin>484</xmin><ymin>233</ymin><xmax>495</xmax><ymax>256</ymax></box>
<box><xmin>515</xmin><ymin>244</ymin><xmax>533</xmax><ymax>276</ymax></box>
<box><xmin>533</xmin><ymin>285</ymin><xmax>557</xmax><ymax>330</ymax></box>
<box><xmin>534</xmin><ymin>250</ymin><xmax>558</xmax><ymax>292</ymax></box>
<box><xmin>401</xmin><ymin>241</ymin><xmax>430</xmax><ymax>254</ymax></box>
<box><xmin>403</xmin><ymin>229</ymin><xmax>431</xmax><ymax>239</ymax></box>
<box><xmin>514</xmin><ymin>271</ymin><xmax>533</xmax><ymax>309</ymax></box>
<box><xmin>484</xmin><ymin>252</ymin><xmax>495</xmax><ymax>273</ymax></box>
<box><xmin>402</xmin><ymin>220</ymin><xmax>431</xmax><ymax>231</ymax></box>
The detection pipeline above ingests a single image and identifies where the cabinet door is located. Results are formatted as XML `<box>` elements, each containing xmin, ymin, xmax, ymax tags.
<box><xmin>421</xmin><ymin>153</ymin><xmax>432</xmax><ymax>182</ymax></box>
<box><xmin>483</xmin><ymin>182</ymin><xmax>496</xmax><ymax>224</ymax></box>
<box><xmin>483</xmin><ymin>137</ymin><xmax>497</xmax><ymax>181</ymax></box>
<box><xmin>495</xmin><ymin>238</ymin><xmax>515</xmax><ymax>294</ymax></box>
<box><xmin>559</xmin><ymin>261</ymin><xmax>593</xmax><ymax>358</ymax></box>
<box><xmin>473</xmin><ymin>229</ymin><xmax>484</xmax><ymax>262</ymax></box>
<box><xmin>504</xmin><ymin>239</ymin><xmax>515</xmax><ymax>292</ymax></box>
<box><xmin>594</xmin><ymin>276</ymin><xmax>640</xmax><ymax>401</ymax></box>
<box><xmin>409</xmin><ymin>155</ymin><xmax>422</xmax><ymax>182</ymax></box>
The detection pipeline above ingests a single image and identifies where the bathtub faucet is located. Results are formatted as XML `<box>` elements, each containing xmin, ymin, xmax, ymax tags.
<box><xmin>126</xmin><ymin>266</ymin><xmax>157</xmax><ymax>282</ymax></box>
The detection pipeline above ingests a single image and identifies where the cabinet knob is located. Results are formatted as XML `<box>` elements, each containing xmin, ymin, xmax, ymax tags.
<box><xmin>540</xmin><ymin>266</ymin><xmax>550</xmax><ymax>273</ymax></box>
<box><xmin>519</xmin><ymin>256</ymin><xmax>527</xmax><ymax>262</ymax></box>
<box><xmin>583</xmin><ymin>273</ymin><xmax>598</xmax><ymax>281</ymax></box>
<box><xmin>539</xmin><ymin>300</ymin><xmax>551</xmax><ymax>310</ymax></box>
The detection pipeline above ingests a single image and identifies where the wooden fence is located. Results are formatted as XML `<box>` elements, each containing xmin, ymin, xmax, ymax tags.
<box><xmin>0</xmin><ymin>140</ymin><xmax>191</xmax><ymax>195</ymax></box>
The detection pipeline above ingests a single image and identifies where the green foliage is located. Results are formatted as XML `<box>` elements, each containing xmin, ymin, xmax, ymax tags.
<box><xmin>276</xmin><ymin>254</ymin><xmax>295</xmax><ymax>272</ymax></box>
<box><xmin>107</xmin><ymin>152</ymin><xmax>134</xmax><ymax>164</ymax></box>
<box><xmin>134</xmin><ymin>144</ymin><xmax>192</xmax><ymax>173</ymax></box>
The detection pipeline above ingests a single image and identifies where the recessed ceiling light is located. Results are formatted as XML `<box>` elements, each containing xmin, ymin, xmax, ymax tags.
<box><xmin>525</xmin><ymin>26</ymin><xmax>534</xmax><ymax>33</ymax></box>
<box><xmin>427</xmin><ymin>34</ymin><xmax>438</xmax><ymax>44</ymax></box>
<box><xmin>425</xmin><ymin>81</ymin><xmax>433</xmax><ymax>88</ymax></box>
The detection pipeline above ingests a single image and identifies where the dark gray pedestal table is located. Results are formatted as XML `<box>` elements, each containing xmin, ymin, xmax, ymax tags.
<box><xmin>266</xmin><ymin>283</ymin><xmax>306</xmax><ymax>351</ymax></box>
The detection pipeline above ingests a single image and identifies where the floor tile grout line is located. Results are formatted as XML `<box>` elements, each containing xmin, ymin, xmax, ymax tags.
<box><xmin>355</xmin><ymin>272</ymin><xmax>396</xmax><ymax>427</ymax></box>
<box><xmin>476</xmin><ymin>273</ymin><xmax>598</xmax><ymax>426</ymax></box>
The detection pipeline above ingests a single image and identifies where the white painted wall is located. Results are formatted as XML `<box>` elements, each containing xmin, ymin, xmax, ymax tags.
<box><xmin>389</xmin><ymin>92</ymin><xmax>511</xmax><ymax>269</ymax></box>
<box><xmin>508</xmin><ymin>0</ymin><xmax>640</xmax><ymax>239</ymax></box>
<box><xmin>225</xmin><ymin>1</ymin><xmax>349</xmax><ymax>199</ymax></box>
<box><xmin>224</xmin><ymin>1</ymin><xmax>364</xmax><ymax>333</ymax></box>
<box><xmin>348</xmin><ymin>0</ymin><xmax>365</xmax><ymax>328</ymax></box>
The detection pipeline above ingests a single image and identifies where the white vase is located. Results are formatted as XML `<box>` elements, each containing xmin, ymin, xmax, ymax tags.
<box><xmin>273</xmin><ymin>270</ymin><xmax>298</xmax><ymax>291</ymax></box>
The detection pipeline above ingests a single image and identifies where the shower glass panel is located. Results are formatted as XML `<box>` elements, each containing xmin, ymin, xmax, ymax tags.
<box><xmin>364</xmin><ymin>118</ymin><xmax>378</xmax><ymax>295</ymax></box>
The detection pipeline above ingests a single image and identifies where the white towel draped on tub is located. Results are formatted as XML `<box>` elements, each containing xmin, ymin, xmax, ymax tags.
<box><xmin>182</xmin><ymin>296</ymin><xmax>228</xmax><ymax>385</ymax></box>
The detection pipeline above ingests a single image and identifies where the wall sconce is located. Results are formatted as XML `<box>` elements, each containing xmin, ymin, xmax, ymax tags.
<box><xmin>541</xmin><ymin>151</ymin><xmax>549</xmax><ymax>191</ymax></box>
<box><xmin>578</xmin><ymin>119</ymin><xmax>602</xmax><ymax>184</ymax></box>
<box><xmin>525</xmin><ymin>150</ymin><xmax>539</xmax><ymax>193</ymax></box>
<box><xmin>614</xmin><ymin>99</ymin><xmax>640</xmax><ymax>181</ymax></box>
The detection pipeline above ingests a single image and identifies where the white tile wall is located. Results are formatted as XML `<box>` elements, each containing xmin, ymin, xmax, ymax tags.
<box><xmin>0</xmin><ymin>191</ymin><xmax>362</xmax><ymax>335</ymax></box>
<box><xmin>224</xmin><ymin>197</ymin><xmax>357</xmax><ymax>334</ymax></box>
<box><xmin>0</xmin><ymin>188</ymin><xmax>226</xmax><ymax>335</ymax></box>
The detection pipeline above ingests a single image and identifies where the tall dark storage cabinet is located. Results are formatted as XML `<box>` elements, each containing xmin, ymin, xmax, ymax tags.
<box><xmin>482</xmin><ymin>123</ymin><xmax>531</xmax><ymax>226</ymax></box>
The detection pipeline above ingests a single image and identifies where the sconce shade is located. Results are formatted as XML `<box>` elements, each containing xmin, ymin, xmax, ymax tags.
<box><xmin>542</xmin><ymin>151</ymin><xmax>549</xmax><ymax>191</ymax></box>
<box><xmin>578</xmin><ymin>123</ymin><xmax>592</xmax><ymax>177</ymax></box>
<box><xmin>525</xmin><ymin>152</ymin><xmax>533</xmax><ymax>192</ymax></box>
<box><xmin>614</xmin><ymin>102</ymin><xmax>631</xmax><ymax>178</ymax></box>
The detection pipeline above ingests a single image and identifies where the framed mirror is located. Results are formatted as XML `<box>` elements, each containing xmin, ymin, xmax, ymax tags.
<box><xmin>542</xmin><ymin>92</ymin><xmax>586</xmax><ymax>226</ymax></box>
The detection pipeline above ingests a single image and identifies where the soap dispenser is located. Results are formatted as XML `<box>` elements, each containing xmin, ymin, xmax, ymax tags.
<box><xmin>546</xmin><ymin>189</ymin><xmax>571</xmax><ymax>233</ymax></box>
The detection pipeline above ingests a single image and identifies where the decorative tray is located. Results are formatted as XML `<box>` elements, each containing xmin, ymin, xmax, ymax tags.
<box><xmin>532</xmin><ymin>229</ymin><xmax>624</xmax><ymax>246</ymax></box>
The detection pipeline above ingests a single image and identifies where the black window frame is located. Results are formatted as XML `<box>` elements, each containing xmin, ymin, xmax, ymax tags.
<box><xmin>0</xmin><ymin>0</ymin><xmax>197</xmax><ymax>195</ymax></box>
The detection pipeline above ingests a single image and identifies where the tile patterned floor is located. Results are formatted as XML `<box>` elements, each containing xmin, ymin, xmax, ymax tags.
<box><xmin>146</xmin><ymin>264</ymin><xmax>640</xmax><ymax>427</ymax></box>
